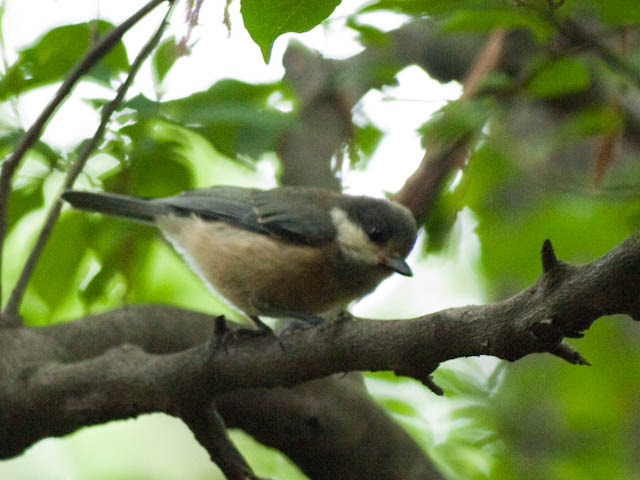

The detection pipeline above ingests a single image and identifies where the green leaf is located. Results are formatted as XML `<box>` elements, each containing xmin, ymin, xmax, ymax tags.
<box><xmin>461</xmin><ymin>141</ymin><xmax>640</xmax><ymax>298</ymax></box>
<box><xmin>31</xmin><ymin>214</ymin><xmax>90</xmax><ymax>314</ymax></box>
<box><xmin>124</xmin><ymin>80</ymin><xmax>292</xmax><ymax>160</ymax></box>
<box><xmin>119</xmin><ymin>93</ymin><xmax>160</xmax><ymax>117</ymax></box>
<box><xmin>152</xmin><ymin>36</ymin><xmax>180</xmax><ymax>91</ymax></box>
<box><xmin>0</xmin><ymin>128</ymin><xmax>59</xmax><ymax>164</ymax></box>
<box><xmin>0</xmin><ymin>21</ymin><xmax>129</xmax><ymax>100</ymax></box>
<box><xmin>78</xmin><ymin>218</ymin><xmax>153</xmax><ymax>307</ymax></box>
<box><xmin>6</xmin><ymin>179</ymin><xmax>45</xmax><ymax>233</ymax></box>
<box><xmin>584</xmin><ymin>0</ymin><xmax>640</xmax><ymax>23</ymax></box>
<box><xmin>353</xmin><ymin>122</ymin><xmax>383</xmax><ymax>158</ymax></box>
<box><xmin>377</xmin><ymin>397</ymin><xmax>419</xmax><ymax>417</ymax></box>
<box><xmin>78</xmin><ymin>263</ymin><xmax>120</xmax><ymax>307</ymax></box>
<box><xmin>241</xmin><ymin>0</ymin><xmax>341</xmax><ymax>62</ymax></box>
<box><xmin>114</xmin><ymin>122</ymin><xmax>194</xmax><ymax>197</ymax></box>
<box><xmin>162</xmin><ymin>79</ymin><xmax>280</xmax><ymax>119</ymax></box>
<box><xmin>423</xmin><ymin>190</ymin><xmax>461</xmax><ymax>253</ymax></box>
<box><xmin>362</xmin><ymin>0</ymin><xmax>511</xmax><ymax>16</ymax></box>
<box><xmin>346</xmin><ymin>18</ymin><xmax>388</xmax><ymax>47</ymax></box>
<box><xmin>435</xmin><ymin>366</ymin><xmax>493</xmax><ymax>398</ymax></box>
<box><xmin>526</xmin><ymin>57</ymin><xmax>591</xmax><ymax>98</ymax></box>
<box><xmin>444</xmin><ymin>9</ymin><xmax>553</xmax><ymax>43</ymax></box>
<box><xmin>560</xmin><ymin>105</ymin><xmax>623</xmax><ymax>138</ymax></box>
<box><xmin>419</xmin><ymin>98</ymin><xmax>491</xmax><ymax>146</ymax></box>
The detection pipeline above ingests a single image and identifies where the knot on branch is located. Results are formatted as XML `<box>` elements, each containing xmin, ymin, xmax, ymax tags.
<box><xmin>529</xmin><ymin>317</ymin><xmax>591</xmax><ymax>366</ymax></box>
<box><xmin>530</xmin><ymin>317</ymin><xmax>563</xmax><ymax>344</ymax></box>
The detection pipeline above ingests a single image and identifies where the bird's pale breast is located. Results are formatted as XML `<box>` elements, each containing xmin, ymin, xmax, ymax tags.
<box><xmin>156</xmin><ymin>215</ymin><xmax>387</xmax><ymax>317</ymax></box>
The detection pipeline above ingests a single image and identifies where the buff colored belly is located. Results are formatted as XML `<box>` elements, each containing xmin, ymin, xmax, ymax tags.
<box><xmin>155</xmin><ymin>215</ymin><xmax>385</xmax><ymax>317</ymax></box>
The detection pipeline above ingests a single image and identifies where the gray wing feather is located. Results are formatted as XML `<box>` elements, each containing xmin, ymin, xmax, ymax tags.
<box><xmin>159</xmin><ymin>186</ymin><xmax>336</xmax><ymax>245</ymax></box>
<box><xmin>159</xmin><ymin>186</ymin><xmax>257</xmax><ymax>226</ymax></box>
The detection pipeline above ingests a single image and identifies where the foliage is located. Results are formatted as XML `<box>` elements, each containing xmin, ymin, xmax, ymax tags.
<box><xmin>1</xmin><ymin>0</ymin><xmax>639</xmax><ymax>479</ymax></box>
<box><xmin>0</xmin><ymin>20</ymin><xmax>129</xmax><ymax>100</ymax></box>
<box><xmin>241</xmin><ymin>0</ymin><xmax>341</xmax><ymax>62</ymax></box>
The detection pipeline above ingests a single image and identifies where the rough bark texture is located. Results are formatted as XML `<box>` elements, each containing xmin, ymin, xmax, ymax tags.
<box><xmin>1</xmin><ymin>231</ymin><xmax>638</xmax><ymax>476</ymax></box>
<box><xmin>1</xmin><ymin>9</ymin><xmax>638</xmax><ymax>479</ymax></box>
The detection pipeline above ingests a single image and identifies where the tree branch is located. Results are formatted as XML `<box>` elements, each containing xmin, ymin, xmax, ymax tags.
<box><xmin>180</xmin><ymin>400</ymin><xmax>262</xmax><ymax>480</ymax></box>
<box><xmin>217</xmin><ymin>375</ymin><xmax>443</xmax><ymax>480</ymax></box>
<box><xmin>393</xmin><ymin>29</ymin><xmax>506</xmax><ymax>223</ymax></box>
<box><xmin>1</xmin><ymin>231</ymin><xmax>637</xmax><ymax>468</ymax></box>
<box><xmin>0</xmin><ymin>0</ymin><xmax>168</xmax><ymax>317</ymax></box>
<box><xmin>2</xmin><ymin>1</ymin><xmax>174</xmax><ymax>322</ymax></box>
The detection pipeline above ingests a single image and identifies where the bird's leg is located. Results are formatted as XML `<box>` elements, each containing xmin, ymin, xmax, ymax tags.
<box><xmin>227</xmin><ymin>317</ymin><xmax>273</xmax><ymax>340</ymax></box>
<box><xmin>249</xmin><ymin>315</ymin><xmax>273</xmax><ymax>333</ymax></box>
<box><xmin>210</xmin><ymin>315</ymin><xmax>274</xmax><ymax>353</ymax></box>
<box><xmin>249</xmin><ymin>299</ymin><xmax>325</xmax><ymax>330</ymax></box>
<box><xmin>277</xmin><ymin>311</ymin><xmax>325</xmax><ymax>346</ymax></box>
<box><xmin>209</xmin><ymin>315</ymin><xmax>230</xmax><ymax>353</ymax></box>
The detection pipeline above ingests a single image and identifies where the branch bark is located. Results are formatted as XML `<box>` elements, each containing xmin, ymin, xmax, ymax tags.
<box><xmin>180</xmin><ymin>400</ymin><xmax>262</xmax><ymax>480</ymax></box>
<box><xmin>2</xmin><ymin>9</ymin><xmax>639</xmax><ymax>479</ymax></box>
<box><xmin>1</xmin><ymin>231</ymin><xmax>637</xmax><ymax>474</ymax></box>
<box><xmin>216</xmin><ymin>375</ymin><xmax>442</xmax><ymax>480</ymax></box>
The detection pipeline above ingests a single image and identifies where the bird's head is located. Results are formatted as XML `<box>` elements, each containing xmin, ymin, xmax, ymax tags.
<box><xmin>330</xmin><ymin>195</ymin><xmax>417</xmax><ymax>276</ymax></box>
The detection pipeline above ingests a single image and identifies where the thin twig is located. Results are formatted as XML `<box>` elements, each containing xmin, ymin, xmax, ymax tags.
<box><xmin>0</xmin><ymin>0</ymin><xmax>168</xmax><ymax>322</ymax></box>
<box><xmin>393</xmin><ymin>29</ymin><xmax>506</xmax><ymax>223</ymax></box>
<box><xmin>460</xmin><ymin>29</ymin><xmax>506</xmax><ymax>100</ymax></box>
<box><xmin>2</xmin><ymin>2</ymin><xmax>174</xmax><ymax>322</ymax></box>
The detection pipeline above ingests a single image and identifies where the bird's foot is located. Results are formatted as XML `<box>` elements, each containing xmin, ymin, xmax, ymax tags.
<box><xmin>211</xmin><ymin>315</ymin><xmax>273</xmax><ymax>353</ymax></box>
<box><xmin>277</xmin><ymin>314</ymin><xmax>324</xmax><ymax>350</ymax></box>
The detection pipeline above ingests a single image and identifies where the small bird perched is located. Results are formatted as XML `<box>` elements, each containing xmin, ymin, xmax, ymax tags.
<box><xmin>62</xmin><ymin>185</ymin><xmax>417</xmax><ymax>331</ymax></box>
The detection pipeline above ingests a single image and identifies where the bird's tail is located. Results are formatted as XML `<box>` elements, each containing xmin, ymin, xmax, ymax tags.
<box><xmin>62</xmin><ymin>190</ymin><xmax>169</xmax><ymax>223</ymax></box>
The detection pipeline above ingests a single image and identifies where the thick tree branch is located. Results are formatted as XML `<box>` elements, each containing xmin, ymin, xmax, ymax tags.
<box><xmin>217</xmin><ymin>375</ymin><xmax>443</xmax><ymax>480</ymax></box>
<box><xmin>0</xmin><ymin>306</ymin><xmax>441</xmax><ymax>478</ymax></box>
<box><xmin>1</xmin><ymin>231</ymin><xmax>637</xmax><ymax>466</ymax></box>
<box><xmin>1</xmin><ymin>11</ymin><xmax>638</xmax><ymax>478</ymax></box>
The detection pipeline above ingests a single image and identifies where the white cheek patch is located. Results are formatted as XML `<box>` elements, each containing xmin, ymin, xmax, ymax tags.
<box><xmin>330</xmin><ymin>207</ymin><xmax>379</xmax><ymax>265</ymax></box>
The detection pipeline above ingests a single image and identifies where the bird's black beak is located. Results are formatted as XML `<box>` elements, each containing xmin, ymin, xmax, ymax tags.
<box><xmin>383</xmin><ymin>256</ymin><xmax>413</xmax><ymax>276</ymax></box>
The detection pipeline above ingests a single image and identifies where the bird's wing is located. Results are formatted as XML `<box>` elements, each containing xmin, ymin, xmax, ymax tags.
<box><xmin>157</xmin><ymin>186</ymin><xmax>337</xmax><ymax>246</ymax></box>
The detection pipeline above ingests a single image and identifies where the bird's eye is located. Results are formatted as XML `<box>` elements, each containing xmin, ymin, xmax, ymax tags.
<box><xmin>367</xmin><ymin>226</ymin><xmax>387</xmax><ymax>243</ymax></box>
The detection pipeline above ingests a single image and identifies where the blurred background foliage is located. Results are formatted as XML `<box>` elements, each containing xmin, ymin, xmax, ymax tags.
<box><xmin>1</xmin><ymin>0</ymin><xmax>639</xmax><ymax>478</ymax></box>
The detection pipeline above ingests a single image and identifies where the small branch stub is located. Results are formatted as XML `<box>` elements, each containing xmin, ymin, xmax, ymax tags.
<box><xmin>423</xmin><ymin>375</ymin><xmax>445</xmax><ymax>396</ymax></box>
<box><xmin>631</xmin><ymin>294</ymin><xmax>640</xmax><ymax>321</ymax></box>
<box><xmin>214</xmin><ymin>315</ymin><xmax>228</xmax><ymax>336</ymax></box>
<box><xmin>549</xmin><ymin>342</ymin><xmax>591</xmax><ymax>366</ymax></box>
<box><xmin>541</xmin><ymin>238</ymin><xmax>559</xmax><ymax>273</ymax></box>
<box><xmin>396</xmin><ymin>366</ymin><xmax>444</xmax><ymax>396</ymax></box>
<box><xmin>530</xmin><ymin>319</ymin><xmax>590</xmax><ymax>365</ymax></box>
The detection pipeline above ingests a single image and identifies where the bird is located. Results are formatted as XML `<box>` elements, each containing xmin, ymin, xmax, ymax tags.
<box><xmin>62</xmin><ymin>185</ymin><xmax>418</xmax><ymax>332</ymax></box>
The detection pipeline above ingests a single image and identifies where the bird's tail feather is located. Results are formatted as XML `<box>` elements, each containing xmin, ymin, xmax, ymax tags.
<box><xmin>62</xmin><ymin>190</ymin><xmax>168</xmax><ymax>223</ymax></box>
